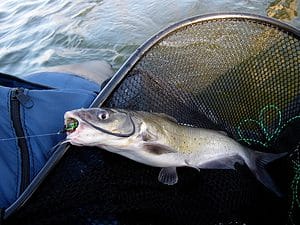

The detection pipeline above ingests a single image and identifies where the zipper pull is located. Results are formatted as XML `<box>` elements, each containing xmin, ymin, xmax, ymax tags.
<box><xmin>12</xmin><ymin>88</ymin><xmax>34</xmax><ymax>109</ymax></box>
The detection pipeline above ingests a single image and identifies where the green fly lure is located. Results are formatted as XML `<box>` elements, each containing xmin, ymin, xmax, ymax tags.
<box><xmin>65</xmin><ymin>118</ymin><xmax>79</xmax><ymax>132</ymax></box>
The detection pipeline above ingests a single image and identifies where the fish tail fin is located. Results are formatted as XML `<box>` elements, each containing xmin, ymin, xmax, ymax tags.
<box><xmin>248</xmin><ymin>150</ymin><xmax>287</xmax><ymax>197</ymax></box>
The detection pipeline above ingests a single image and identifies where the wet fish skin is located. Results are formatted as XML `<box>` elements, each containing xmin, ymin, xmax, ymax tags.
<box><xmin>64</xmin><ymin>108</ymin><xmax>286</xmax><ymax>196</ymax></box>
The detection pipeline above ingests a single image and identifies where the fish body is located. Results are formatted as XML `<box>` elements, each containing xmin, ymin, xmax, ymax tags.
<box><xmin>64</xmin><ymin>108</ymin><xmax>286</xmax><ymax>195</ymax></box>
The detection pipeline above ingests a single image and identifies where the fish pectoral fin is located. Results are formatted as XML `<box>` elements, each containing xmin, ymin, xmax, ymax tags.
<box><xmin>143</xmin><ymin>143</ymin><xmax>177</xmax><ymax>155</ymax></box>
<box><xmin>158</xmin><ymin>167</ymin><xmax>178</xmax><ymax>185</ymax></box>
<box><xmin>140</xmin><ymin>129</ymin><xmax>157</xmax><ymax>142</ymax></box>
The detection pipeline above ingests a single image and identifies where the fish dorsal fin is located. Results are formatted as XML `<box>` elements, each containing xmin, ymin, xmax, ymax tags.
<box><xmin>153</xmin><ymin>112</ymin><xmax>178</xmax><ymax>123</ymax></box>
<box><xmin>217</xmin><ymin>131</ymin><xmax>228</xmax><ymax>136</ymax></box>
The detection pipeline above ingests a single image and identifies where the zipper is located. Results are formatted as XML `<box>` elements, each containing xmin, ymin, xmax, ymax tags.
<box><xmin>10</xmin><ymin>88</ymin><xmax>33</xmax><ymax>194</ymax></box>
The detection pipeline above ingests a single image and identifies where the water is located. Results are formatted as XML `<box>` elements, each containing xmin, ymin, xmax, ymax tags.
<box><xmin>0</xmin><ymin>0</ymin><xmax>299</xmax><ymax>76</ymax></box>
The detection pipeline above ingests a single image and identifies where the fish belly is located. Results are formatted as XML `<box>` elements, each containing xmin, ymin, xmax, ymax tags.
<box><xmin>114</xmin><ymin>147</ymin><xmax>185</xmax><ymax>168</ymax></box>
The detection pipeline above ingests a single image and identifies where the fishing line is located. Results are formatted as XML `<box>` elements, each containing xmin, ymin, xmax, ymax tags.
<box><xmin>0</xmin><ymin>130</ymin><xmax>64</xmax><ymax>142</ymax></box>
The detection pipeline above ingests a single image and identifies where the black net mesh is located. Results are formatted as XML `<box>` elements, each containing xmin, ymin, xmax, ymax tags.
<box><xmin>4</xmin><ymin>14</ymin><xmax>300</xmax><ymax>225</ymax></box>
<box><xmin>106</xmin><ymin>17</ymin><xmax>300</xmax><ymax>146</ymax></box>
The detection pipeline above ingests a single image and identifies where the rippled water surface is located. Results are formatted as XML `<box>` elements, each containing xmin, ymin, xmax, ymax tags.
<box><xmin>0</xmin><ymin>0</ymin><xmax>299</xmax><ymax>75</ymax></box>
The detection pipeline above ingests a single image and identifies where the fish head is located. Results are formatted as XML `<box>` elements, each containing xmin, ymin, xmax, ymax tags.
<box><xmin>64</xmin><ymin>108</ymin><xmax>136</xmax><ymax>147</ymax></box>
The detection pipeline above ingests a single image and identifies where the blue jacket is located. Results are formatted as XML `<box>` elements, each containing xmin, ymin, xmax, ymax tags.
<box><xmin>0</xmin><ymin>72</ymin><xmax>100</xmax><ymax>209</ymax></box>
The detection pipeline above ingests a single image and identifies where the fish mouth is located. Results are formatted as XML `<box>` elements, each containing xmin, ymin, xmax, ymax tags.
<box><xmin>64</xmin><ymin>109</ymin><xmax>136</xmax><ymax>138</ymax></box>
<box><xmin>64</xmin><ymin>111</ymin><xmax>82</xmax><ymax>137</ymax></box>
<box><xmin>64</xmin><ymin>117</ymin><xmax>79</xmax><ymax>134</ymax></box>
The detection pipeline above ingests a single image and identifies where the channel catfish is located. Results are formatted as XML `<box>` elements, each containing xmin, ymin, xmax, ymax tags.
<box><xmin>64</xmin><ymin>108</ymin><xmax>286</xmax><ymax>195</ymax></box>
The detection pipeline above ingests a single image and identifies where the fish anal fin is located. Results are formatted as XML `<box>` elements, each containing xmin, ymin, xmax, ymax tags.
<box><xmin>158</xmin><ymin>167</ymin><xmax>178</xmax><ymax>185</ymax></box>
<box><xmin>143</xmin><ymin>143</ymin><xmax>177</xmax><ymax>155</ymax></box>
<box><xmin>197</xmin><ymin>155</ymin><xmax>244</xmax><ymax>170</ymax></box>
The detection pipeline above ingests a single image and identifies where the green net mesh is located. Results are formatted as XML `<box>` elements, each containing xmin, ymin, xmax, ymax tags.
<box><xmin>5</xmin><ymin>14</ymin><xmax>300</xmax><ymax>225</ymax></box>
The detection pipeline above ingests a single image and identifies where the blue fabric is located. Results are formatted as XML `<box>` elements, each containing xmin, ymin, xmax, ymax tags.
<box><xmin>24</xmin><ymin>89</ymin><xmax>97</xmax><ymax>177</ymax></box>
<box><xmin>0</xmin><ymin>86</ymin><xmax>20</xmax><ymax>207</ymax></box>
<box><xmin>0</xmin><ymin>72</ymin><xmax>100</xmax><ymax>208</ymax></box>
<box><xmin>24</xmin><ymin>72</ymin><xmax>100</xmax><ymax>92</ymax></box>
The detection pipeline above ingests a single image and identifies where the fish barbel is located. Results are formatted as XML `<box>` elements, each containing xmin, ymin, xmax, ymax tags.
<box><xmin>64</xmin><ymin>108</ymin><xmax>286</xmax><ymax>195</ymax></box>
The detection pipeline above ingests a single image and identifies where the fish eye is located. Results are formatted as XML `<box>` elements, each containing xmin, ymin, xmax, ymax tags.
<box><xmin>98</xmin><ymin>111</ymin><xmax>109</xmax><ymax>120</ymax></box>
